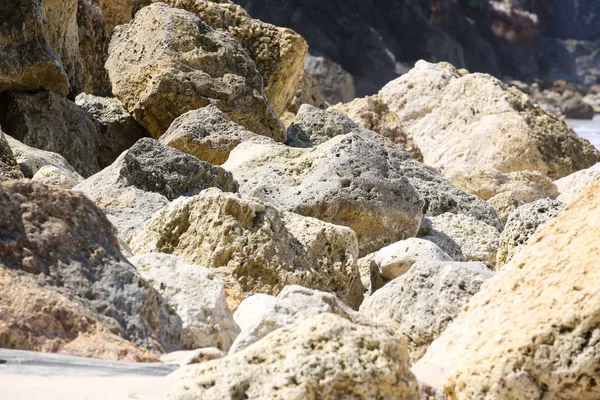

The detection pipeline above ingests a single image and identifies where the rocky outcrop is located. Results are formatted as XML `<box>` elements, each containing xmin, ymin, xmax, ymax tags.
<box><xmin>105</xmin><ymin>3</ymin><xmax>284</xmax><ymax>139</ymax></box>
<box><xmin>160</xmin><ymin>0</ymin><xmax>308</xmax><ymax>117</ymax></box>
<box><xmin>130</xmin><ymin>253</ymin><xmax>240</xmax><ymax>352</ymax></box>
<box><xmin>0</xmin><ymin>130</ymin><xmax>23</xmax><ymax>179</ymax></box>
<box><xmin>496</xmin><ymin>199</ymin><xmax>565</xmax><ymax>269</ymax></box>
<box><xmin>555</xmin><ymin>162</ymin><xmax>600</xmax><ymax>204</ymax></box>
<box><xmin>286</xmin><ymin>104</ymin><xmax>361</xmax><ymax>147</ymax></box>
<box><xmin>360</xmin><ymin>260</ymin><xmax>493</xmax><ymax>362</ymax></box>
<box><xmin>419</xmin><ymin>213</ymin><xmax>500</xmax><ymax>268</ymax></box>
<box><xmin>159</xmin><ymin>105</ymin><xmax>267</xmax><ymax>165</ymax></box>
<box><xmin>0</xmin><ymin>91</ymin><xmax>101</xmax><ymax>177</ymax></box>
<box><xmin>75</xmin><ymin>94</ymin><xmax>146</xmax><ymax>168</ymax></box>
<box><xmin>0</xmin><ymin>0</ymin><xmax>70</xmax><ymax>95</ymax></box>
<box><xmin>330</xmin><ymin>95</ymin><xmax>423</xmax><ymax>162</ymax></box>
<box><xmin>380</xmin><ymin>61</ymin><xmax>599</xmax><ymax>196</ymax></box>
<box><xmin>170</xmin><ymin>313</ymin><xmax>420</xmax><ymax>400</ymax></box>
<box><xmin>0</xmin><ymin>179</ymin><xmax>161</xmax><ymax>354</ymax></box>
<box><xmin>304</xmin><ymin>54</ymin><xmax>355</xmax><ymax>105</ymax></box>
<box><xmin>128</xmin><ymin>189</ymin><xmax>363</xmax><ymax>310</ymax></box>
<box><xmin>415</xmin><ymin>179</ymin><xmax>600</xmax><ymax>399</ymax></box>
<box><xmin>32</xmin><ymin>165</ymin><xmax>83</xmax><ymax>189</ymax></box>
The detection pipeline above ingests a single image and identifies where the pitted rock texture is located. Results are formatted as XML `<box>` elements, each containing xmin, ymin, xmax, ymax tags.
<box><xmin>0</xmin><ymin>130</ymin><xmax>23</xmax><ymax>179</ymax></box>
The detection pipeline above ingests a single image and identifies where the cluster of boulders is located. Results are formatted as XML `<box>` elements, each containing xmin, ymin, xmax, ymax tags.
<box><xmin>1</xmin><ymin>1</ymin><xmax>600</xmax><ymax>399</ymax></box>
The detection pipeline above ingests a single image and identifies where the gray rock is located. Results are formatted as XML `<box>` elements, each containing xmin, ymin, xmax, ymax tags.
<box><xmin>0</xmin><ymin>91</ymin><xmax>101</xmax><ymax>177</ymax></box>
<box><xmin>32</xmin><ymin>165</ymin><xmax>83</xmax><ymax>189</ymax></box>
<box><xmin>496</xmin><ymin>198</ymin><xmax>566</xmax><ymax>269</ymax></box>
<box><xmin>130</xmin><ymin>253</ymin><xmax>240</xmax><ymax>352</ymax></box>
<box><xmin>286</xmin><ymin>104</ymin><xmax>361</xmax><ymax>147</ymax></box>
<box><xmin>487</xmin><ymin>191</ymin><xmax>524</xmax><ymax>225</ymax></box>
<box><xmin>106</xmin><ymin>3</ymin><xmax>284</xmax><ymax>140</ymax></box>
<box><xmin>285</xmin><ymin>72</ymin><xmax>328</xmax><ymax>115</ymax></box>
<box><xmin>360</xmin><ymin>260</ymin><xmax>493</xmax><ymax>361</ymax></box>
<box><xmin>0</xmin><ymin>0</ymin><xmax>69</xmax><ymax>95</ymax></box>
<box><xmin>304</xmin><ymin>54</ymin><xmax>356</xmax><ymax>104</ymax></box>
<box><xmin>0</xmin><ymin>129</ymin><xmax>23</xmax><ymax>179</ymax></box>
<box><xmin>0</xmin><ymin>179</ymin><xmax>162</xmax><ymax>353</ymax></box>
<box><xmin>229</xmin><ymin>285</ymin><xmax>369</xmax><ymax>353</ymax></box>
<box><xmin>160</xmin><ymin>105</ymin><xmax>267</xmax><ymax>165</ymax></box>
<box><xmin>419</xmin><ymin>213</ymin><xmax>500</xmax><ymax>268</ymax></box>
<box><xmin>75</xmin><ymin>93</ymin><xmax>146</xmax><ymax>168</ymax></box>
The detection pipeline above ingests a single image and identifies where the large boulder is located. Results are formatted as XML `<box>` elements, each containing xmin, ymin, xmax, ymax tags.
<box><xmin>0</xmin><ymin>91</ymin><xmax>101</xmax><ymax>177</ymax></box>
<box><xmin>0</xmin><ymin>130</ymin><xmax>23</xmax><ymax>179</ymax></box>
<box><xmin>0</xmin><ymin>267</ymin><xmax>157</xmax><ymax>361</ymax></box>
<box><xmin>128</xmin><ymin>189</ymin><xmax>364</xmax><ymax>310</ymax></box>
<box><xmin>360</xmin><ymin>260</ymin><xmax>493</xmax><ymax>362</ymax></box>
<box><xmin>0</xmin><ymin>179</ymin><xmax>162</xmax><ymax>354</ymax></box>
<box><xmin>304</xmin><ymin>53</ymin><xmax>356</xmax><ymax>105</ymax></box>
<box><xmin>330</xmin><ymin>95</ymin><xmax>423</xmax><ymax>162</ymax></box>
<box><xmin>496</xmin><ymin>199</ymin><xmax>565</xmax><ymax>269</ymax></box>
<box><xmin>555</xmin><ymin>162</ymin><xmax>600</xmax><ymax>204</ymax></box>
<box><xmin>0</xmin><ymin>0</ymin><xmax>69</xmax><ymax>95</ymax></box>
<box><xmin>229</xmin><ymin>285</ymin><xmax>368</xmax><ymax>353</ymax></box>
<box><xmin>160</xmin><ymin>105</ymin><xmax>267</xmax><ymax>165</ymax></box>
<box><xmin>415</xmin><ymin>179</ymin><xmax>600</xmax><ymax>399</ymax></box>
<box><xmin>75</xmin><ymin>93</ymin><xmax>146</xmax><ymax>168</ymax></box>
<box><xmin>160</xmin><ymin>0</ymin><xmax>307</xmax><ymax>117</ymax></box>
<box><xmin>379</xmin><ymin>61</ymin><xmax>599</xmax><ymax>196</ymax></box>
<box><xmin>130</xmin><ymin>253</ymin><xmax>240</xmax><ymax>352</ymax></box>
<box><xmin>170</xmin><ymin>313</ymin><xmax>420</xmax><ymax>400</ymax></box>
<box><xmin>32</xmin><ymin>165</ymin><xmax>83</xmax><ymax>189</ymax></box>
<box><xmin>105</xmin><ymin>3</ymin><xmax>284</xmax><ymax>139</ymax></box>
<box><xmin>224</xmin><ymin>130</ymin><xmax>501</xmax><ymax>255</ymax></box>
<box><xmin>286</xmin><ymin>104</ymin><xmax>361</xmax><ymax>147</ymax></box>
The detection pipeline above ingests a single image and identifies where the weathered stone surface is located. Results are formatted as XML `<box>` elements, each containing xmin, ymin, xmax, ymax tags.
<box><xmin>286</xmin><ymin>104</ymin><xmax>361</xmax><ymax>147</ymax></box>
<box><xmin>304</xmin><ymin>53</ymin><xmax>356</xmax><ymax>105</ymax></box>
<box><xmin>170</xmin><ymin>313</ymin><xmax>420</xmax><ymax>400</ymax></box>
<box><xmin>225</xmin><ymin>132</ymin><xmax>424</xmax><ymax>256</ymax></box>
<box><xmin>419</xmin><ymin>213</ymin><xmax>500</xmax><ymax>268</ymax></box>
<box><xmin>0</xmin><ymin>91</ymin><xmax>101</xmax><ymax>178</ymax></box>
<box><xmin>160</xmin><ymin>105</ymin><xmax>267</xmax><ymax>165</ymax></box>
<box><xmin>415</xmin><ymin>179</ymin><xmax>600</xmax><ymax>400</ymax></box>
<box><xmin>75</xmin><ymin>93</ymin><xmax>146</xmax><ymax>168</ymax></box>
<box><xmin>380</xmin><ymin>61</ymin><xmax>599</xmax><ymax>194</ymax></box>
<box><xmin>358</xmin><ymin>238</ymin><xmax>452</xmax><ymax>294</ymax></box>
<box><xmin>496</xmin><ymin>198</ymin><xmax>565</xmax><ymax>269</ymax></box>
<box><xmin>4</xmin><ymin>135</ymin><xmax>79</xmax><ymax>179</ymax></box>
<box><xmin>106</xmin><ymin>3</ymin><xmax>284</xmax><ymax>139</ymax></box>
<box><xmin>161</xmin><ymin>0</ymin><xmax>308</xmax><ymax>117</ymax></box>
<box><xmin>130</xmin><ymin>253</ymin><xmax>240</xmax><ymax>352</ymax></box>
<box><xmin>128</xmin><ymin>189</ymin><xmax>363</xmax><ymax>310</ymax></box>
<box><xmin>284</xmin><ymin>71</ymin><xmax>328</xmax><ymax>117</ymax></box>
<box><xmin>0</xmin><ymin>0</ymin><xmax>69</xmax><ymax>95</ymax></box>
<box><xmin>361</xmin><ymin>261</ymin><xmax>492</xmax><ymax>362</ymax></box>
<box><xmin>0</xmin><ymin>267</ymin><xmax>158</xmax><ymax>362</ymax></box>
<box><xmin>487</xmin><ymin>191</ymin><xmax>524</xmax><ymax>225</ymax></box>
<box><xmin>0</xmin><ymin>130</ymin><xmax>23</xmax><ymax>179</ymax></box>
<box><xmin>90</xmin><ymin>0</ymin><xmax>136</xmax><ymax>35</ymax></box>
<box><xmin>229</xmin><ymin>285</ymin><xmax>369</xmax><ymax>353</ymax></box>
<box><xmin>226</xmin><ymin>130</ymin><xmax>501</xmax><ymax>255</ymax></box>
<box><xmin>0</xmin><ymin>179</ymin><xmax>161</xmax><ymax>353</ymax></box>
<box><xmin>32</xmin><ymin>165</ymin><xmax>83</xmax><ymax>189</ymax></box>
<box><xmin>555</xmin><ymin>162</ymin><xmax>600</xmax><ymax>204</ymax></box>
<box><xmin>330</xmin><ymin>95</ymin><xmax>423</xmax><ymax>162</ymax></box>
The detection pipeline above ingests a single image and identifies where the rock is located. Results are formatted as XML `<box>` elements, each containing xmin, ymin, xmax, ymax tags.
<box><xmin>487</xmin><ymin>192</ymin><xmax>524</xmax><ymax>225</ymax></box>
<box><xmin>380</xmin><ymin>61</ymin><xmax>600</xmax><ymax>194</ymax></box>
<box><xmin>0</xmin><ymin>179</ymin><xmax>162</xmax><ymax>353</ymax></box>
<box><xmin>286</xmin><ymin>104</ymin><xmax>362</xmax><ymax>147</ymax></box>
<box><xmin>106</xmin><ymin>3</ymin><xmax>284</xmax><ymax>140</ymax></box>
<box><xmin>90</xmin><ymin>0</ymin><xmax>136</xmax><ymax>36</ymax></box>
<box><xmin>284</xmin><ymin>72</ymin><xmax>328</xmax><ymax>116</ymax></box>
<box><xmin>160</xmin><ymin>105</ymin><xmax>267</xmax><ymax>165</ymax></box>
<box><xmin>4</xmin><ymin>135</ymin><xmax>80</xmax><ymax>179</ymax></box>
<box><xmin>359</xmin><ymin>238</ymin><xmax>452</xmax><ymax>293</ymax></box>
<box><xmin>170</xmin><ymin>313</ymin><xmax>420</xmax><ymax>400</ymax></box>
<box><xmin>130</xmin><ymin>253</ymin><xmax>240</xmax><ymax>352</ymax></box>
<box><xmin>549</xmin><ymin>0</ymin><xmax>600</xmax><ymax>41</ymax></box>
<box><xmin>330</xmin><ymin>95</ymin><xmax>423</xmax><ymax>162</ymax></box>
<box><xmin>0</xmin><ymin>267</ymin><xmax>158</xmax><ymax>362</ymax></box>
<box><xmin>75</xmin><ymin>94</ymin><xmax>146</xmax><ymax>168</ymax></box>
<box><xmin>0</xmin><ymin>91</ymin><xmax>101</xmax><ymax>178</ymax></box>
<box><xmin>32</xmin><ymin>165</ymin><xmax>83</xmax><ymax>189</ymax></box>
<box><xmin>225</xmin><ymin>131</ymin><xmax>425</xmax><ymax>256</ymax></box>
<box><xmin>546</xmin><ymin>38</ymin><xmax>600</xmax><ymax>87</ymax></box>
<box><xmin>360</xmin><ymin>260</ymin><xmax>493</xmax><ymax>362</ymax></box>
<box><xmin>496</xmin><ymin>199</ymin><xmax>565</xmax><ymax>269</ymax></box>
<box><xmin>161</xmin><ymin>0</ymin><xmax>308</xmax><ymax>117</ymax></box>
<box><xmin>229</xmin><ymin>285</ymin><xmax>369</xmax><ymax>353</ymax></box>
<box><xmin>0</xmin><ymin>0</ymin><xmax>69</xmax><ymax>95</ymax></box>
<box><xmin>555</xmin><ymin>162</ymin><xmax>600</xmax><ymax>204</ymax></box>
<box><xmin>0</xmin><ymin>130</ymin><xmax>23</xmax><ymax>179</ymax></box>
<box><xmin>161</xmin><ymin>348</ymin><xmax>226</xmax><ymax>366</ymax></box>
<box><xmin>128</xmin><ymin>189</ymin><xmax>364</xmax><ymax>310</ymax></box>
<box><xmin>76</xmin><ymin>0</ymin><xmax>112</xmax><ymax>96</ymax></box>
<box><xmin>304</xmin><ymin>54</ymin><xmax>355</xmax><ymax>104</ymax></box>
<box><xmin>419</xmin><ymin>213</ymin><xmax>500</xmax><ymax>268</ymax></box>
<box><xmin>415</xmin><ymin>179</ymin><xmax>600</xmax><ymax>400</ymax></box>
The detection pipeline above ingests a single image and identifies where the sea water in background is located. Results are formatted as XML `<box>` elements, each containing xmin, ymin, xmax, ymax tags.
<box><xmin>568</xmin><ymin>115</ymin><xmax>600</xmax><ymax>151</ymax></box>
